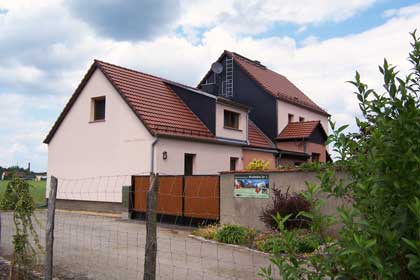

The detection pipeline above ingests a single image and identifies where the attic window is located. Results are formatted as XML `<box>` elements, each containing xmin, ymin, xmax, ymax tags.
<box><xmin>91</xmin><ymin>96</ymin><xmax>106</xmax><ymax>121</ymax></box>
<box><xmin>288</xmin><ymin>114</ymin><xmax>294</xmax><ymax>123</ymax></box>
<box><xmin>299</xmin><ymin>117</ymin><xmax>305</xmax><ymax>122</ymax></box>
<box><xmin>224</xmin><ymin>110</ymin><xmax>240</xmax><ymax>129</ymax></box>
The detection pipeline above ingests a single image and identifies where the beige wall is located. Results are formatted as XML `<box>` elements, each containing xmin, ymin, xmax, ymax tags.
<box><xmin>277</xmin><ymin>141</ymin><xmax>326</xmax><ymax>163</ymax></box>
<box><xmin>220</xmin><ymin>171</ymin><xmax>348</xmax><ymax>231</ymax></box>
<box><xmin>155</xmin><ymin>138</ymin><xmax>244</xmax><ymax>175</ymax></box>
<box><xmin>242</xmin><ymin>149</ymin><xmax>276</xmax><ymax>169</ymax></box>
<box><xmin>307</xmin><ymin>142</ymin><xmax>327</xmax><ymax>162</ymax></box>
<box><xmin>277</xmin><ymin>140</ymin><xmax>305</xmax><ymax>153</ymax></box>
<box><xmin>277</xmin><ymin>100</ymin><xmax>329</xmax><ymax>134</ymax></box>
<box><xmin>47</xmin><ymin>69</ymin><xmax>155</xmax><ymax>202</ymax></box>
<box><xmin>215</xmin><ymin>102</ymin><xmax>248</xmax><ymax>141</ymax></box>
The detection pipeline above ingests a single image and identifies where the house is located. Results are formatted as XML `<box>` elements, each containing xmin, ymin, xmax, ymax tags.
<box><xmin>44</xmin><ymin>51</ymin><xmax>329</xmax><ymax>204</ymax></box>
<box><xmin>198</xmin><ymin>51</ymin><xmax>330</xmax><ymax>165</ymax></box>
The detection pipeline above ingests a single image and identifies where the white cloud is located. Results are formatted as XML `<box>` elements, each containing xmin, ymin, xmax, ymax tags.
<box><xmin>178</xmin><ymin>0</ymin><xmax>377</xmax><ymax>34</ymax></box>
<box><xmin>1</xmin><ymin>1</ymin><xmax>419</xmax><ymax>170</ymax></box>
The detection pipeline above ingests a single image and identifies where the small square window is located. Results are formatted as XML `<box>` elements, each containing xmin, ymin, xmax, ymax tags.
<box><xmin>230</xmin><ymin>157</ymin><xmax>238</xmax><ymax>171</ymax></box>
<box><xmin>299</xmin><ymin>117</ymin><xmax>305</xmax><ymax>122</ymax></box>
<box><xmin>288</xmin><ymin>113</ymin><xmax>294</xmax><ymax>123</ymax></box>
<box><xmin>224</xmin><ymin>110</ymin><xmax>240</xmax><ymax>129</ymax></box>
<box><xmin>92</xmin><ymin>97</ymin><xmax>106</xmax><ymax>121</ymax></box>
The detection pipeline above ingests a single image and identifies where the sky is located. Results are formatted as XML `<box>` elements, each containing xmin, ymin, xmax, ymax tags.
<box><xmin>0</xmin><ymin>0</ymin><xmax>419</xmax><ymax>172</ymax></box>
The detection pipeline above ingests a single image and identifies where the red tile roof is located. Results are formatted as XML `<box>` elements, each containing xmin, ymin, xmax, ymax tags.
<box><xmin>277</xmin><ymin>121</ymin><xmax>322</xmax><ymax>139</ymax></box>
<box><xmin>44</xmin><ymin>60</ymin><xmax>215</xmax><ymax>143</ymax></box>
<box><xmin>200</xmin><ymin>51</ymin><xmax>328</xmax><ymax>116</ymax></box>
<box><xmin>248</xmin><ymin>120</ymin><xmax>275</xmax><ymax>149</ymax></box>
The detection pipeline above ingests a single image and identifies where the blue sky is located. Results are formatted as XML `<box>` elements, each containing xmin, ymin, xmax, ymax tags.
<box><xmin>0</xmin><ymin>0</ymin><xmax>419</xmax><ymax>171</ymax></box>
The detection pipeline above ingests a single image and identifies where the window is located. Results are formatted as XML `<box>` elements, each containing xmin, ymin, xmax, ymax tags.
<box><xmin>288</xmin><ymin>113</ymin><xmax>294</xmax><ymax>123</ymax></box>
<box><xmin>312</xmin><ymin>153</ymin><xmax>320</xmax><ymax>162</ymax></box>
<box><xmin>224</xmin><ymin>110</ymin><xmax>240</xmax><ymax>129</ymax></box>
<box><xmin>92</xmin><ymin>97</ymin><xmax>106</xmax><ymax>121</ymax></box>
<box><xmin>299</xmin><ymin>117</ymin><xmax>305</xmax><ymax>122</ymax></box>
<box><xmin>230</xmin><ymin>157</ymin><xmax>238</xmax><ymax>171</ymax></box>
<box><xmin>184</xmin><ymin>153</ymin><xmax>195</xmax><ymax>176</ymax></box>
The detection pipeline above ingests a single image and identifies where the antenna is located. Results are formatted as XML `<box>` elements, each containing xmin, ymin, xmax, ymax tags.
<box><xmin>211</xmin><ymin>62</ymin><xmax>223</xmax><ymax>74</ymax></box>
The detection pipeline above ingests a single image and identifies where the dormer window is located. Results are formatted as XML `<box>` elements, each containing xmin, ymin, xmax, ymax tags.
<box><xmin>224</xmin><ymin>110</ymin><xmax>239</xmax><ymax>129</ymax></box>
<box><xmin>299</xmin><ymin>117</ymin><xmax>305</xmax><ymax>122</ymax></box>
<box><xmin>288</xmin><ymin>113</ymin><xmax>294</xmax><ymax>123</ymax></box>
<box><xmin>91</xmin><ymin>96</ymin><xmax>106</xmax><ymax>121</ymax></box>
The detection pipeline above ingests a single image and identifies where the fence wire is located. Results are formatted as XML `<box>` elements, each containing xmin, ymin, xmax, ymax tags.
<box><xmin>0</xmin><ymin>174</ymin><xmax>278</xmax><ymax>280</ymax></box>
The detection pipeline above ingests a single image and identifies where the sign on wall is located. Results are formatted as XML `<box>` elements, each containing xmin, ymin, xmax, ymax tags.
<box><xmin>234</xmin><ymin>174</ymin><xmax>269</xmax><ymax>198</ymax></box>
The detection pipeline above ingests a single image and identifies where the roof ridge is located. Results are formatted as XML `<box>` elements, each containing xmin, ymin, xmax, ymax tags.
<box><xmin>94</xmin><ymin>59</ymin><xmax>173</xmax><ymax>84</ymax></box>
<box><xmin>95</xmin><ymin>59</ymin><xmax>212</xmax><ymax>96</ymax></box>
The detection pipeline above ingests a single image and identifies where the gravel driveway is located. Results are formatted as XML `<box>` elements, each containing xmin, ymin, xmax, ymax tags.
<box><xmin>0</xmin><ymin>210</ymin><xmax>272</xmax><ymax>280</ymax></box>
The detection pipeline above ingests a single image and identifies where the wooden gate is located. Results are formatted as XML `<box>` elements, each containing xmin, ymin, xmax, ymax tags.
<box><xmin>132</xmin><ymin>175</ymin><xmax>220</xmax><ymax>221</ymax></box>
<box><xmin>184</xmin><ymin>176</ymin><xmax>219</xmax><ymax>220</ymax></box>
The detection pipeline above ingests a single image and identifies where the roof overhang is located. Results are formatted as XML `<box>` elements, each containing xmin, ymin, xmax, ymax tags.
<box><xmin>216</xmin><ymin>97</ymin><xmax>251</xmax><ymax>111</ymax></box>
<box><xmin>278</xmin><ymin>149</ymin><xmax>310</xmax><ymax>158</ymax></box>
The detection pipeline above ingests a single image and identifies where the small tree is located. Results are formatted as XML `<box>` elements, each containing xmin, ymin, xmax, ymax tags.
<box><xmin>1</xmin><ymin>177</ymin><xmax>42</xmax><ymax>279</ymax></box>
<box><xmin>260</xmin><ymin>30</ymin><xmax>420</xmax><ymax>279</ymax></box>
<box><xmin>260</xmin><ymin>186</ymin><xmax>311</xmax><ymax>230</ymax></box>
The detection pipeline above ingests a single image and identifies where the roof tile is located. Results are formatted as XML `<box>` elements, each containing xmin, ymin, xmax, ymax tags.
<box><xmin>248</xmin><ymin>121</ymin><xmax>275</xmax><ymax>149</ymax></box>
<box><xmin>96</xmin><ymin>61</ymin><xmax>215</xmax><ymax>139</ymax></box>
<box><xmin>277</xmin><ymin>121</ymin><xmax>321</xmax><ymax>139</ymax></box>
<box><xmin>225</xmin><ymin>51</ymin><xmax>328</xmax><ymax>116</ymax></box>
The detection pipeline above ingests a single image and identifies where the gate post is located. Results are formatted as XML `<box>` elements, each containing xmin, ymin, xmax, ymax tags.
<box><xmin>45</xmin><ymin>176</ymin><xmax>58</xmax><ymax>280</ymax></box>
<box><xmin>144</xmin><ymin>173</ymin><xmax>159</xmax><ymax>280</ymax></box>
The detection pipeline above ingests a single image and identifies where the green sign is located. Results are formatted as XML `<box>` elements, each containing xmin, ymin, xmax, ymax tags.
<box><xmin>234</xmin><ymin>174</ymin><xmax>269</xmax><ymax>198</ymax></box>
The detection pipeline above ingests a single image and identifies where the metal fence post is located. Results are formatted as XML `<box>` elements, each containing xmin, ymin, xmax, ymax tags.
<box><xmin>144</xmin><ymin>173</ymin><xmax>159</xmax><ymax>280</ymax></box>
<box><xmin>45</xmin><ymin>176</ymin><xmax>57</xmax><ymax>280</ymax></box>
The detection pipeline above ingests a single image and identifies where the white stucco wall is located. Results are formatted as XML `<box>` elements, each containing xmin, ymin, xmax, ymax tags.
<box><xmin>215</xmin><ymin>103</ymin><xmax>248</xmax><ymax>141</ymax></box>
<box><xmin>155</xmin><ymin>138</ymin><xmax>243</xmax><ymax>175</ymax></box>
<box><xmin>277</xmin><ymin>100</ymin><xmax>329</xmax><ymax>134</ymax></box>
<box><xmin>47</xmin><ymin>69</ymin><xmax>155</xmax><ymax>202</ymax></box>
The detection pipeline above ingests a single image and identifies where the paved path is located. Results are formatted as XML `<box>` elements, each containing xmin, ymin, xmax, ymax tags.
<box><xmin>0</xmin><ymin>210</ymin><xmax>272</xmax><ymax>279</ymax></box>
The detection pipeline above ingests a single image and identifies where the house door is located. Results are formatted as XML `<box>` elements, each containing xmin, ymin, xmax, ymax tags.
<box><xmin>184</xmin><ymin>154</ymin><xmax>195</xmax><ymax>176</ymax></box>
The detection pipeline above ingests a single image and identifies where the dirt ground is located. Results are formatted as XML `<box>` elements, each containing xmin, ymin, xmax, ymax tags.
<box><xmin>0</xmin><ymin>210</ymin><xmax>272</xmax><ymax>280</ymax></box>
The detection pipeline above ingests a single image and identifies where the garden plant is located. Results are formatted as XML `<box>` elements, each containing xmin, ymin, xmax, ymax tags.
<box><xmin>259</xmin><ymin>30</ymin><xmax>420</xmax><ymax>280</ymax></box>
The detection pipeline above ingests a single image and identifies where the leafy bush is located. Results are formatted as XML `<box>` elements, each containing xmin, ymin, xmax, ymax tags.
<box><xmin>245</xmin><ymin>159</ymin><xmax>270</xmax><ymax>170</ymax></box>
<box><xmin>260</xmin><ymin>31</ymin><xmax>420</xmax><ymax>280</ymax></box>
<box><xmin>0</xmin><ymin>177</ymin><xmax>42</xmax><ymax>278</ymax></box>
<box><xmin>215</xmin><ymin>224</ymin><xmax>250</xmax><ymax>245</ymax></box>
<box><xmin>192</xmin><ymin>224</ymin><xmax>220</xmax><ymax>240</ymax></box>
<box><xmin>256</xmin><ymin>236</ymin><xmax>285</xmax><ymax>253</ymax></box>
<box><xmin>295</xmin><ymin>233</ymin><xmax>322</xmax><ymax>253</ymax></box>
<box><xmin>260</xmin><ymin>187</ymin><xmax>311</xmax><ymax>230</ymax></box>
<box><xmin>257</xmin><ymin>233</ymin><xmax>321</xmax><ymax>254</ymax></box>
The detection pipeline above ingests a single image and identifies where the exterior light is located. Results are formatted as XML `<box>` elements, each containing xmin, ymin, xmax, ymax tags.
<box><xmin>163</xmin><ymin>151</ymin><xmax>168</xmax><ymax>160</ymax></box>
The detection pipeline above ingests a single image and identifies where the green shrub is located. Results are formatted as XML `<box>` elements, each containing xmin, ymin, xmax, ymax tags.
<box><xmin>215</xmin><ymin>224</ymin><xmax>249</xmax><ymax>245</ymax></box>
<box><xmin>295</xmin><ymin>233</ymin><xmax>322</xmax><ymax>253</ymax></box>
<box><xmin>256</xmin><ymin>233</ymin><xmax>321</xmax><ymax>254</ymax></box>
<box><xmin>260</xmin><ymin>31</ymin><xmax>420</xmax><ymax>280</ymax></box>
<box><xmin>257</xmin><ymin>236</ymin><xmax>286</xmax><ymax>253</ymax></box>
<box><xmin>192</xmin><ymin>224</ymin><xmax>220</xmax><ymax>240</ymax></box>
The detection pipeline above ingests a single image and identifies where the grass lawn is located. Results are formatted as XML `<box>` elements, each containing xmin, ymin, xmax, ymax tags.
<box><xmin>0</xmin><ymin>180</ymin><xmax>47</xmax><ymax>207</ymax></box>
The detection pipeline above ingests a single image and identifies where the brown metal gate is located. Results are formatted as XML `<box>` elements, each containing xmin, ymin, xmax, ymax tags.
<box><xmin>132</xmin><ymin>175</ymin><xmax>220</xmax><ymax>220</ymax></box>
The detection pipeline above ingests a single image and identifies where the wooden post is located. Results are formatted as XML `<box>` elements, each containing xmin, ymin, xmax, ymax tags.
<box><xmin>143</xmin><ymin>173</ymin><xmax>159</xmax><ymax>280</ymax></box>
<box><xmin>45</xmin><ymin>176</ymin><xmax>58</xmax><ymax>280</ymax></box>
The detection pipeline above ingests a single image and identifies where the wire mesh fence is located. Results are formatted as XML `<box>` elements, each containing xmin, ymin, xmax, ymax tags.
<box><xmin>0</xmin><ymin>174</ymin><xmax>275</xmax><ymax>280</ymax></box>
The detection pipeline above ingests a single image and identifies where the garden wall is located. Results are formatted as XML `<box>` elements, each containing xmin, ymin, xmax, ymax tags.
<box><xmin>219</xmin><ymin>169</ymin><xmax>348</xmax><ymax>231</ymax></box>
